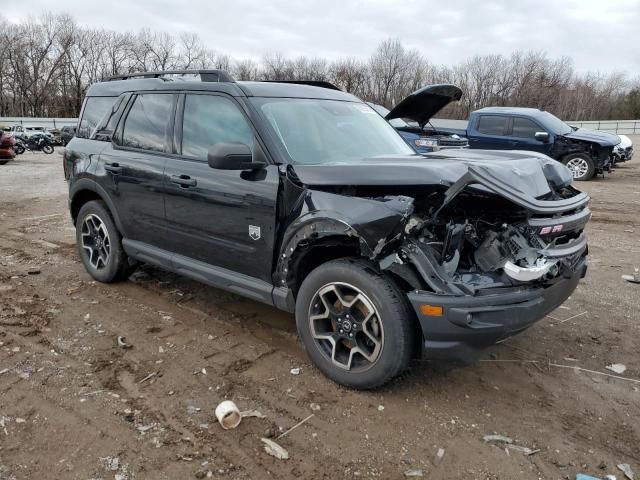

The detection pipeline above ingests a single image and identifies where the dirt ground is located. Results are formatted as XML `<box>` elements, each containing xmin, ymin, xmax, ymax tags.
<box><xmin>1</xmin><ymin>143</ymin><xmax>639</xmax><ymax>480</ymax></box>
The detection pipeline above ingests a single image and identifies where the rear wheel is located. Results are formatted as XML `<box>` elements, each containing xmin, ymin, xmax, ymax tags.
<box><xmin>42</xmin><ymin>145</ymin><xmax>54</xmax><ymax>154</ymax></box>
<box><xmin>15</xmin><ymin>144</ymin><xmax>25</xmax><ymax>155</ymax></box>
<box><xmin>562</xmin><ymin>153</ymin><xmax>595</xmax><ymax>181</ymax></box>
<box><xmin>76</xmin><ymin>201</ymin><xmax>134</xmax><ymax>283</ymax></box>
<box><xmin>295</xmin><ymin>258</ymin><xmax>415</xmax><ymax>389</ymax></box>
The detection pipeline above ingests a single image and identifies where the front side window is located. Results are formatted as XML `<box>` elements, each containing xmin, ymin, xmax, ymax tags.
<box><xmin>181</xmin><ymin>94</ymin><xmax>254</xmax><ymax>160</ymax></box>
<box><xmin>477</xmin><ymin>115</ymin><xmax>508</xmax><ymax>135</ymax></box>
<box><xmin>78</xmin><ymin>97</ymin><xmax>117</xmax><ymax>139</ymax></box>
<box><xmin>511</xmin><ymin>117</ymin><xmax>541</xmax><ymax>138</ymax></box>
<box><xmin>121</xmin><ymin>94</ymin><xmax>174</xmax><ymax>152</ymax></box>
<box><xmin>252</xmin><ymin>98</ymin><xmax>414</xmax><ymax>165</ymax></box>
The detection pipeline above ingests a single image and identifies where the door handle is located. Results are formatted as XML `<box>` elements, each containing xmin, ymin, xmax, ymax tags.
<box><xmin>170</xmin><ymin>174</ymin><xmax>197</xmax><ymax>187</ymax></box>
<box><xmin>104</xmin><ymin>162</ymin><xmax>122</xmax><ymax>174</ymax></box>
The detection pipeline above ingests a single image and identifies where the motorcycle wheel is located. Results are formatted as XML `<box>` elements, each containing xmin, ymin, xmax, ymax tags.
<box><xmin>43</xmin><ymin>145</ymin><xmax>54</xmax><ymax>154</ymax></box>
<box><xmin>15</xmin><ymin>144</ymin><xmax>25</xmax><ymax>155</ymax></box>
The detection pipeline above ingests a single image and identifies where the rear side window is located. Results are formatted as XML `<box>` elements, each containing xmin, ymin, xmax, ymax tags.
<box><xmin>121</xmin><ymin>94</ymin><xmax>174</xmax><ymax>152</ymax></box>
<box><xmin>181</xmin><ymin>94</ymin><xmax>254</xmax><ymax>160</ymax></box>
<box><xmin>77</xmin><ymin>97</ymin><xmax>116</xmax><ymax>138</ymax></box>
<box><xmin>511</xmin><ymin>117</ymin><xmax>540</xmax><ymax>138</ymax></box>
<box><xmin>477</xmin><ymin>115</ymin><xmax>507</xmax><ymax>135</ymax></box>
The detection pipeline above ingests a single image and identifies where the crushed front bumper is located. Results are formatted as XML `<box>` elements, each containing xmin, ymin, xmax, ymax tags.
<box><xmin>406</xmin><ymin>257</ymin><xmax>587</xmax><ymax>364</ymax></box>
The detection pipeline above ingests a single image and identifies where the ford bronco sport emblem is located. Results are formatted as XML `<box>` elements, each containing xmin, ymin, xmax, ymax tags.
<box><xmin>248</xmin><ymin>225</ymin><xmax>261</xmax><ymax>240</ymax></box>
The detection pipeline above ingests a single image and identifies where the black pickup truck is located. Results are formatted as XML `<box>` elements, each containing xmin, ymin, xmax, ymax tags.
<box><xmin>64</xmin><ymin>71</ymin><xmax>590</xmax><ymax>389</ymax></box>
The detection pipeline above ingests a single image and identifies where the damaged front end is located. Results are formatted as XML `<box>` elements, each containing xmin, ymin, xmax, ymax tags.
<box><xmin>277</xmin><ymin>157</ymin><xmax>590</xmax><ymax>363</ymax></box>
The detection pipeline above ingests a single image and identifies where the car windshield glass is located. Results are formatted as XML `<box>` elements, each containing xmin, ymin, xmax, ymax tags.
<box><xmin>253</xmin><ymin>98</ymin><xmax>414</xmax><ymax>164</ymax></box>
<box><xmin>539</xmin><ymin>112</ymin><xmax>572</xmax><ymax>135</ymax></box>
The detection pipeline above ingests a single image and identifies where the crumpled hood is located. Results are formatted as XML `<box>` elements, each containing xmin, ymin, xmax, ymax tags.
<box><xmin>564</xmin><ymin>128</ymin><xmax>620</xmax><ymax>147</ymax></box>
<box><xmin>292</xmin><ymin>149</ymin><xmax>573</xmax><ymax>200</ymax></box>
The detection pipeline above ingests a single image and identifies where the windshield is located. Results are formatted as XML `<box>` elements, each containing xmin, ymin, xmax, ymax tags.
<box><xmin>253</xmin><ymin>98</ymin><xmax>414</xmax><ymax>164</ymax></box>
<box><xmin>539</xmin><ymin>112</ymin><xmax>572</xmax><ymax>135</ymax></box>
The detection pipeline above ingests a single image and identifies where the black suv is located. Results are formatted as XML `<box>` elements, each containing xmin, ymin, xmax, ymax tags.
<box><xmin>64</xmin><ymin>70</ymin><xmax>590</xmax><ymax>389</ymax></box>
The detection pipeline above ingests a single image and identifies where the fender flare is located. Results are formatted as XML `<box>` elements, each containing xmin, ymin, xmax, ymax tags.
<box><xmin>69</xmin><ymin>179</ymin><xmax>126</xmax><ymax>235</ymax></box>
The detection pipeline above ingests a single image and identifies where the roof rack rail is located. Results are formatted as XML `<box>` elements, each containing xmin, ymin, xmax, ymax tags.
<box><xmin>105</xmin><ymin>69</ymin><xmax>235</xmax><ymax>83</ymax></box>
<box><xmin>260</xmin><ymin>80</ymin><xmax>342</xmax><ymax>91</ymax></box>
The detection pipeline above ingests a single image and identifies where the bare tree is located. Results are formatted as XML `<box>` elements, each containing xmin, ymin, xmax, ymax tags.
<box><xmin>0</xmin><ymin>15</ymin><xmax>635</xmax><ymax>121</ymax></box>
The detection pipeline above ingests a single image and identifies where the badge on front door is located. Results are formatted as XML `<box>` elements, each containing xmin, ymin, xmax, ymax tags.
<box><xmin>248</xmin><ymin>225</ymin><xmax>261</xmax><ymax>241</ymax></box>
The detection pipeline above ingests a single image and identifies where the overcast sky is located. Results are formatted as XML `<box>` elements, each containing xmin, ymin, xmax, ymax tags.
<box><xmin>4</xmin><ymin>0</ymin><xmax>639</xmax><ymax>74</ymax></box>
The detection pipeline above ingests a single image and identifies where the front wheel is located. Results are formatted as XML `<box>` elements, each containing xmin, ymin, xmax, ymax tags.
<box><xmin>562</xmin><ymin>153</ymin><xmax>595</xmax><ymax>181</ymax></box>
<box><xmin>42</xmin><ymin>145</ymin><xmax>54</xmax><ymax>154</ymax></box>
<box><xmin>295</xmin><ymin>258</ymin><xmax>416</xmax><ymax>389</ymax></box>
<box><xmin>15</xmin><ymin>144</ymin><xmax>25</xmax><ymax>155</ymax></box>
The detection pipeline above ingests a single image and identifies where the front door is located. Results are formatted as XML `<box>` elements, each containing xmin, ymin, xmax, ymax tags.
<box><xmin>163</xmin><ymin>93</ymin><xmax>279</xmax><ymax>283</ymax></box>
<box><xmin>507</xmin><ymin>116</ymin><xmax>552</xmax><ymax>155</ymax></box>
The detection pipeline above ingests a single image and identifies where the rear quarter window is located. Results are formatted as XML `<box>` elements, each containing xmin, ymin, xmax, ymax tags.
<box><xmin>477</xmin><ymin>115</ymin><xmax>508</xmax><ymax>135</ymax></box>
<box><xmin>77</xmin><ymin>96</ymin><xmax>117</xmax><ymax>139</ymax></box>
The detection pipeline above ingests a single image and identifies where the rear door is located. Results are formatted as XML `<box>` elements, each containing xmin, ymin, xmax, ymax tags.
<box><xmin>98</xmin><ymin>92</ymin><xmax>176</xmax><ymax>247</ymax></box>
<box><xmin>163</xmin><ymin>92</ymin><xmax>279</xmax><ymax>282</ymax></box>
<box><xmin>469</xmin><ymin>114</ymin><xmax>512</xmax><ymax>149</ymax></box>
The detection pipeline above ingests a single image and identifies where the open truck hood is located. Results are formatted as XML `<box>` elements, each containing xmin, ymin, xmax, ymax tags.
<box><xmin>291</xmin><ymin>149</ymin><xmax>588</xmax><ymax>215</ymax></box>
<box><xmin>385</xmin><ymin>84</ymin><xmax>463</xmax><ymax>128</ymax></box>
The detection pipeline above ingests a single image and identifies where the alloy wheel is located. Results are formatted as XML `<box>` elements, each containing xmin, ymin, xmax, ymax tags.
<box><xmin>565</xmin><ymin>156</ymin><xmax>589</xmax><ymax>179</ymax></box>
<box><xmin>308</xmin><ymin>282</ymin><xmax>384</xmax><ymax>371</ymax></box>
<box><xmin>81</xmin><ymin>213</ymin><xmax>111</xmax><ymax>269</ymax></box>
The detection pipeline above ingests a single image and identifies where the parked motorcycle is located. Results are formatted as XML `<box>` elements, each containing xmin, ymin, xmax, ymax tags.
<box><xmin>14</xmin><ymin>133</ymin><xmax>54</xmax><ymax>155</ymax></box>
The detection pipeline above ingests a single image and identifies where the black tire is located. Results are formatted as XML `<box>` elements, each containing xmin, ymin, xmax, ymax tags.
<box><xmin>295</xmin><ymin>258</ymin><xmax>415</xmax><ymax>389</ymax></box>
<box><xmin>76</xmin><ymin>200</ymin><xmax>134</xmax><ymax>283</ymax></box>
<box><xmin>0</xmin><ymin>160</ymin><xmax>8</xmax><ymax>165</ymax></box>
<box><xmin>562</xmin><ymin>153</ymin><xmax>595</xmax><ymax>181</ymax></box>
<box><xmin>42</xmin><ymin>145</ymin><xmax>54</xmax><ymax>154</ymax></box>
<box><xmin>15</xmin><ymin>144</ymin><xmax>25</xmax><ymax>155</ymax></box>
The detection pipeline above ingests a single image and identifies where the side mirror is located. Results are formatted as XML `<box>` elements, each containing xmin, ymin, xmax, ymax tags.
<box><xmin>207</xmin><ymin>143</ymin><xmax>264</xmax><ymax>170</ymax></box>
<box><xmin>534</xmin><ymin>131</ymin><xmax>550</xmax><ymax>143</ymax></box>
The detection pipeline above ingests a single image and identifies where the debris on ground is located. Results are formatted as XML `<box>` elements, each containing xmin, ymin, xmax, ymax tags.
<box><xmin>622</xmin><ymin>269</ymin><xmax>640</xmax><ymax>284</ymax></box>
<box><xmin>277</xmin><ymin>414</ymin><xmax>314</xmax><ymax>439</ymax></box>
<box><xmin>506</xmin><ymin>444</ymin><xmax>540</xmax><ymax>456</ymax></box>
<box><xmin>261</xmin><ymin>437</ymin><xmax>289</xmax><ymax>460</ymax></box>
<box><xmin>576</xmin><ymin>474</ymin><xmax>617</xmax><ymax>480</ymax></box>
<box><xmin>404</xmin><ymin>468</ymin><xmax>424</xmax><ymax>477</ymax></box>
<box><xmin>117</xmin><ymin>336</ymin><xmax>132</xmax><ymax>349</ymax></box>
<box><xmin>215</xmin><ymin>400</ymin><xmax>242</xmax><ymax>430</ymax></box>
<box><xmin>240</xmin><ymin>409</ymin><xmax>267</xmax><ymax>419</ymax></box>
<box><xmin>310</xmin><ymin>402</ymin><xmax>321</xmax><ymax>411</ymax></box>
<box><xmin>482</xmin><ymin>434</ymin><xmax>513</xmax><ymax>444</ymax></box>
<box><xmin>618</xmin><ymin>463</ymin><xmax>635</xmax><ymax>480</ymax></box>
<box><xmin>377</xmin><ymin>405</ymin><xmax>385</xmax><ymax>411</ymax></box>
<box><xmin>606</xmin><ymin>364</ymin><xmax>627</xmax><ymax>374</ymax></box>
<box><xmin>435</xmin><ymin>448</ymin><xmax>445</xmax><ymax>465</ymax></box>
<box><xmin>138</xmin><ymin>371</ymin><xmax>158</xmax><ymax>384</ymax></box>
<box><xmin>290</xmin><ymin>367</ymin><xmax>301</xmax><ymax>375</ymax></box>
<box><xmin>137</xmin><ymin>424</ymin><xmax>156</xmax><ymax>433</ymax></box>
<box><xmin>27</xmin><ymin>267</ymin><xmax>41</xmax><ymax>275</ymax></box>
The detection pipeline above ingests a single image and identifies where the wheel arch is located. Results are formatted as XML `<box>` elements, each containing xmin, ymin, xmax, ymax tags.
<box><xmin>70</xmin><ymin>180</ymin><xmax>125</xmax><ymax>234</ymax></box>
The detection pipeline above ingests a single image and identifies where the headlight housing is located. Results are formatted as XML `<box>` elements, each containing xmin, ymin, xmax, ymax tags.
<box><xmin>414</xmin><ymin>138</ymin><xmax>438</xmax><ymax>148</ymax></box>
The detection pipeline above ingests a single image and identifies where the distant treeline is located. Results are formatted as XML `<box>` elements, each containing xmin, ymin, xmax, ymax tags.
<box><xmin>1</xmin><ymin>13</ymin><xmax>639</xmax><ymax>120</ymax></box>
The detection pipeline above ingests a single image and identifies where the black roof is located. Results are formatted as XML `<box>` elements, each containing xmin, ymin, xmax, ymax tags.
<box><xmin>86</xmin><ymin>77</ymin><xmax>359</xmax><ymax>102</ymax></box>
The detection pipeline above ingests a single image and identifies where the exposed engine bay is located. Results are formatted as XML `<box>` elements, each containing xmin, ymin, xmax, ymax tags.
<box><xmin>394</xmin><ymin>188</ymin><xmax>590</xmax><ymax>293</ymax></box>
